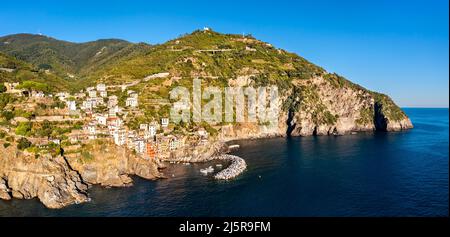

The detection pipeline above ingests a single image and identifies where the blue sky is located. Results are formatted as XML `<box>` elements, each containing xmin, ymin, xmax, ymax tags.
<box><xmin>0</xmin><ymin>0</ymin><xmax>448</xmax><ymax>107</ymax></box>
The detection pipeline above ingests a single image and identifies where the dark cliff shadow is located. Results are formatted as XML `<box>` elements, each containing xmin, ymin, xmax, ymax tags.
<box><xmin>286</xmin><ymin>109</ymin><xmax>296</xmax><ymax>137</ymax></box>
<box><xmin>374</xmin><ymin>102</ymin><xmax>388</xmax><ymax>132</ymax></box>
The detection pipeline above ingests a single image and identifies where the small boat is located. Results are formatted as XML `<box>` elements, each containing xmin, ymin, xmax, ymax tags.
<box><xmin>216</xmin><ymin>164</ymin><xmax>223</xmax><ymax>167</ymax></box>
<box><xmin>228</xmin><ymin>144</ymin><xmax>240</xmax><ymax>150</ymax></box>
<box><xmin>200</xmin><ymin>166</ymin><xmax>214</xmax><ymax>175</ymax></box>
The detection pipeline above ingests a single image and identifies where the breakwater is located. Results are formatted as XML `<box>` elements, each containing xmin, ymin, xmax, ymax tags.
<box><xmin>212</xmin><ymin>155</ymin><xmax>247</xmax><ymax>180</ymax></box>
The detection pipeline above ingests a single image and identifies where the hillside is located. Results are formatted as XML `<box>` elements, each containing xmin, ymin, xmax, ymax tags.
<box><xmin>0</xmin><ymin>34</ymin><xmax>151</xmax><ymax>79</ymax></box>
<box><xmin>85</xmin><ymin>29</ymin><xmax>412</xmax><ymax>135</ymax></box>
<box><xmin>0</xmin><ymin>52</ymin><xmax>71</xmax><ymax>91</ymax></box>
<box><xmin>0</xmin><ymin>29</ymin><xmax>413</xmax><ymax>208</ymax></box>
<box><xmin>0</xmin><ymin>29</ymin><xmax>413</xmax><ymax>135</ymax></box>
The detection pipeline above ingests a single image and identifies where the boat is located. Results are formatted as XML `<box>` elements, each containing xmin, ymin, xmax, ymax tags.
<box><xmin>228</xmin><ymin>144</ymin><xmax>240</xmax><ymax>150</ymax></box>
<box><xmin>216</xmin><ymin>164</ymin><xmax>223</xmax><ymax>167</ymax></box>
<box><xmin>200</xmin><ymin>166</ymin><xmax>214</xmax><ymax>175</ymax></box>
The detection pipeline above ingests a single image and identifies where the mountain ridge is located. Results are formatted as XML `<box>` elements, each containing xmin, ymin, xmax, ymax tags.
<box><xmin>0</xmin><ymin>29</ymin><xmax>413</xmax><ymax>134</ymax></box>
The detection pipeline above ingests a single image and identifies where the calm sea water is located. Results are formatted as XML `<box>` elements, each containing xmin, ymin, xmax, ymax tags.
<box><xmin>0</xmin><ymin>108</ymin><xmax>448</xmax><ymax>216</ymax></box>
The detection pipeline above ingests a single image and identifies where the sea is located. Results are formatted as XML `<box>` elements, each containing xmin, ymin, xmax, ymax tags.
<box><xmin>0</xmin><ymin>108</ymin><xmax>448</xmax><ymax>216</ymax></box>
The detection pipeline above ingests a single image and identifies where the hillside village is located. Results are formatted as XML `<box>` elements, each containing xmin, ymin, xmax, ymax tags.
<box><xmin>0</xmin><ymin>29</ymin><xmax>414</xmax><ymax>208</ymax></box>
<box><xmin>0</xmin><ymin>78</ymin><xmax>210</xmax><ymax>162</ymax></box>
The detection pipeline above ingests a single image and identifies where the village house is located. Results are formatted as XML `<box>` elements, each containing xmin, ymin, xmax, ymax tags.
<box><xmin>126</xmin><ymin>96</ymin><xmax>138</xmax><ymax>107</ymax></box>
<box><xmin>245</xmin><ymin>46</ymin><xmax>257</xmax><ymax>51</ymax></box>
<box><xmin>108</xmin><ymin>105</ymin><xmax>121</xmax><ymax>116</ymax></box>
<box><xmin>95</xmin><ymin>97</ymin><xmax>104</xmax><ymax>105</ymax></box>
<box><xmin>50</xmin><ymin>138</ymin><xmax>61</xmax><ymax>145</ymax></box>
<box><xmin>68</xmin><ymin>130</ymin><xmax>86</xmax><ymax>144</ymax></box>
<box><xmin>108</xmin><ymin>95</ymin><xmax>118</xmax><ymax>108</ymax></box>
<box><xmin>81</xmin><ymin>100</ymin><xmax>92</xmax><ymax>110</ymax></box>
<box><xmin>99</xmin><ymin>90</ymin><xmax>107</xmax><ymax>98</ymax></box>
<box><xmin>161</xmin><ymin>118</ymin><xmax>169</xmax><ymax>128</ymax></box>
<box><xmin>139</xmin><ymin>123</ymin><xmax>148</xmax><ymax>131</ymax></box>
<box><xmin>3</xmin><ymin>82</ymin><xmax>19</xmax><ymax>91</ymax></box>
<box><xmin>56</xmin><ymin>92</ymin><xmax>69</xmax><ymax>101</ymax></box>
<box><xmin>84</xmin><ymin>122</ymin><xmax>97</xmax><ymax>140</ymax></box>
<box><xmin>155</xmin><ymin>134</ymin><xmax>171</xmax><ymax>157</ymax></box>
<box><xmin>134</xmin><ymin>138</ymin><xmax>146</xmax><ymax>154</ymax></box>
<box><xmin>127</xmin><ymin>131</ymin><xmax>137</xmax><ymax>149</ymax></box>
<box><xmin>96</xmin><ymin>83</ymin><xmax>106</xmax><ymax>92</ymax></box>
<box><xmin>89</xmin><ymin>97</ymin><xmax>99</xmax><ymax>107</ymax></box>
<box><xmin>107</xmin><ymin>116</ymin><xmax>123</xmax><ymax>129</ymax></box>
<box><xmin>74</xmin><ymin>92</ymin><xmax>85</xmax><ymax>99</ymax></box>
<box><xmin>113</xmin><ymin>129</ymin><xmax>127</xmax><ymax>146</ymax></box>
<box><xmin>88</xmin><ymin>89</ymin><xmax>97</xmax><ymax>98</ymax></box>
<box><xmin>169</xmin><ymin>136</ymin><xmax>178</xmax><ymax>150</ymax></box>
<box><xmin>94</xmin><ymin>113</ymin><xmax>108</xmax><ymax>126</ymax></box>
<box><xmin>66</xmin><ymin>100</ymin><xmax>77</xmax><ymax>111</ymax></box>
<box><xmin>143</xmin><ymin>130</ymin><xmax>153</xmax><ymax>140</ymax></box>
<box><xmin>197</xmin><ymin>127</ymin><xmax>209</xmax><ymax>143</ymax></box>
<box><xmin>146</xmin><ymin>142</ymin><xmax>157</xmax><ymax>159</ymax></box>
<box><xmin>31</xmin><ymin>91</ymin><xmax>45</xmax><ymax>98</ymax></box>
<box><xmin>3</xmin><ymin>82</ymin><xmax>23</xmax><ymax>94</ymax></box>
<box><xmin>148</xmin><ymin>124</ymin><xmax>157</xmax><ymax>137</ymax></box>
<box><xmin>82</xmin><ymin>97</ymin><xmax>98</xmax><ymax>110</ymax></box>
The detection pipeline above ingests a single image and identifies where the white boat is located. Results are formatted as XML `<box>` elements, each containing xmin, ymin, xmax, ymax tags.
<box><xmin>200</xmin><ymin>166</ymin><xmax>214</xmax><ymax>175</ymax></box>
<box><xmin>228</xmin><ymin>144</ymin><xmax>240</xmax><ymax>150</ymax></box>
<box><xmin>216</xmin><ymin>164</ymin><xmax>223</xmax><ymax>167</ymax></box>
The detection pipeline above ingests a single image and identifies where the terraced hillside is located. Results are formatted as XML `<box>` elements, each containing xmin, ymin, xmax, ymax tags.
<box><xmin>0</xmin><ymin>29</ymin><xmax>412</xmax><ymax>138</ymax></box>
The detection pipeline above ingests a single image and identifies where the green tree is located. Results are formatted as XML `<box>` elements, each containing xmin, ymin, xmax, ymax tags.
<box><xmin>17</xmin><ymin>137</ymin><xmax>32</xmax><ymax>150</ymax></box>
<box><xmin>16</xmin><ymin>81</ymin><xmax>49</xmax><ymax>94</ymax></box>
<box><xmin>38</xmin><ymin>120</ymin><xmax>53</xmax><ymax>138</ymax></box>
<box><xmin>0</xmin><ymin>94</ymin><xmax>15</xmax><ymax>109</ymax></box>
<box><xmin>1</xmin><ymin>111</ymin><xmax>14</xmax><ymax>121</ymax></box>
<box><xmin>15</xmin><ymin>122</ymin><xmax>32</xmax><ymax>136</ymax></box>
<box><xmin>0</xmin><ymin>84</ymin><xmax>6</xmax><ymax>93</ymax></box>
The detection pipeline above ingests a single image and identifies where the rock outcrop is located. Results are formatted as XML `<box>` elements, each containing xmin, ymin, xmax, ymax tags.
<box><xmin>219</xmin><ymin>75</ymin><xmax>413</xmax><ymax>140</ymax></box>
<box><xmin>0</xmin><ymin>140</ymin><xmax>162</xmax><ymax>208</ymax></box>
<box><xmin>66</xmin><ymin>140</ymin><xmax>161</xmax><ymax>187</ymax></box>
<box><xmin>0</xmin><ymin>144</ymin><xmax>89</xmax><ymax>209</ymax></box>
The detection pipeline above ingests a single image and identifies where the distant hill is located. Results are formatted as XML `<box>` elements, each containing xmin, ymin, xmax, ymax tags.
<box><xmin>0</xmin><ymin>52</ymin><xmax>71</xmax><ymax>91</ymax></box>
<box><xmin>0</xmin><ymin>34</ymin><xmax>151</xmax><ymax>79</ymax></box>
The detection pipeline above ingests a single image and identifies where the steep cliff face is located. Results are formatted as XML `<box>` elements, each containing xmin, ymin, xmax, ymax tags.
<box><xmin>219</xmin><ymin>75</ymin><xmax>413</xmax><ymax>140</ymax></box>
<box><xmin>66</xmin><ymin>140</ymin><xmax>161</xmax><ymax>187</ymax></box>
<box><xmin>0</xmin><ymin>140</ymin><xmax>162</xmax><ymax>208</ymax></box>
<box><xmin>0</xmin><ymin>143</ymin><xmax>89</xmax><ymax>209</ymax></box>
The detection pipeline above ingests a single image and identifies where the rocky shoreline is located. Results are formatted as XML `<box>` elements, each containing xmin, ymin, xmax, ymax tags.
<box><xmin>0</xmin><ymin>140</ymin><xmax>162</xmax><ymax>209</ymax></box>
<box><xmin>1</xmin><ymin>122</ymin><xmax>414</xmax><ymax>209</ymax></box>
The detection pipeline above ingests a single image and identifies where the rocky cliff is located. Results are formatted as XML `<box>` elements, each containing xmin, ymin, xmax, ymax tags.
<box><xmin>66</xmin><ymin>140</ymin><xmax>162</xmax><ymax>187</ymax></box>
<box><xmin>0</xmin><ymin>143</ymin><xmax>89</xmax><ymax>208</ymax></box>
<box><xmin>0</xmin><ymin>140</ymin><xmax>161</xmax><ymax>208</ymax></box>
<box><xmin>219</xmin><ymin>75</ymin><xmax>413</xmax><ymax>141</ymax></box>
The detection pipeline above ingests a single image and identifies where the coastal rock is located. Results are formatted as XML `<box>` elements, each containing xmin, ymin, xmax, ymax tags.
<box><xmin>0</xmin><ymin>144</ymin><xmax>89</xmax><ymax>209</ymax></box>
<box><xmin>0</xmin><ymin>178</ymin><xmax>11</xmax><ymax>200</ymax></box>
<box><xmin>219</xmin><ymin>76</ymin><xmax>413</xmax><ymax>140</ymax></box>
<box><xmin>66</xmin><ymin>140</ymin><xmax>161</xmax><ymax>187</ymax></box>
